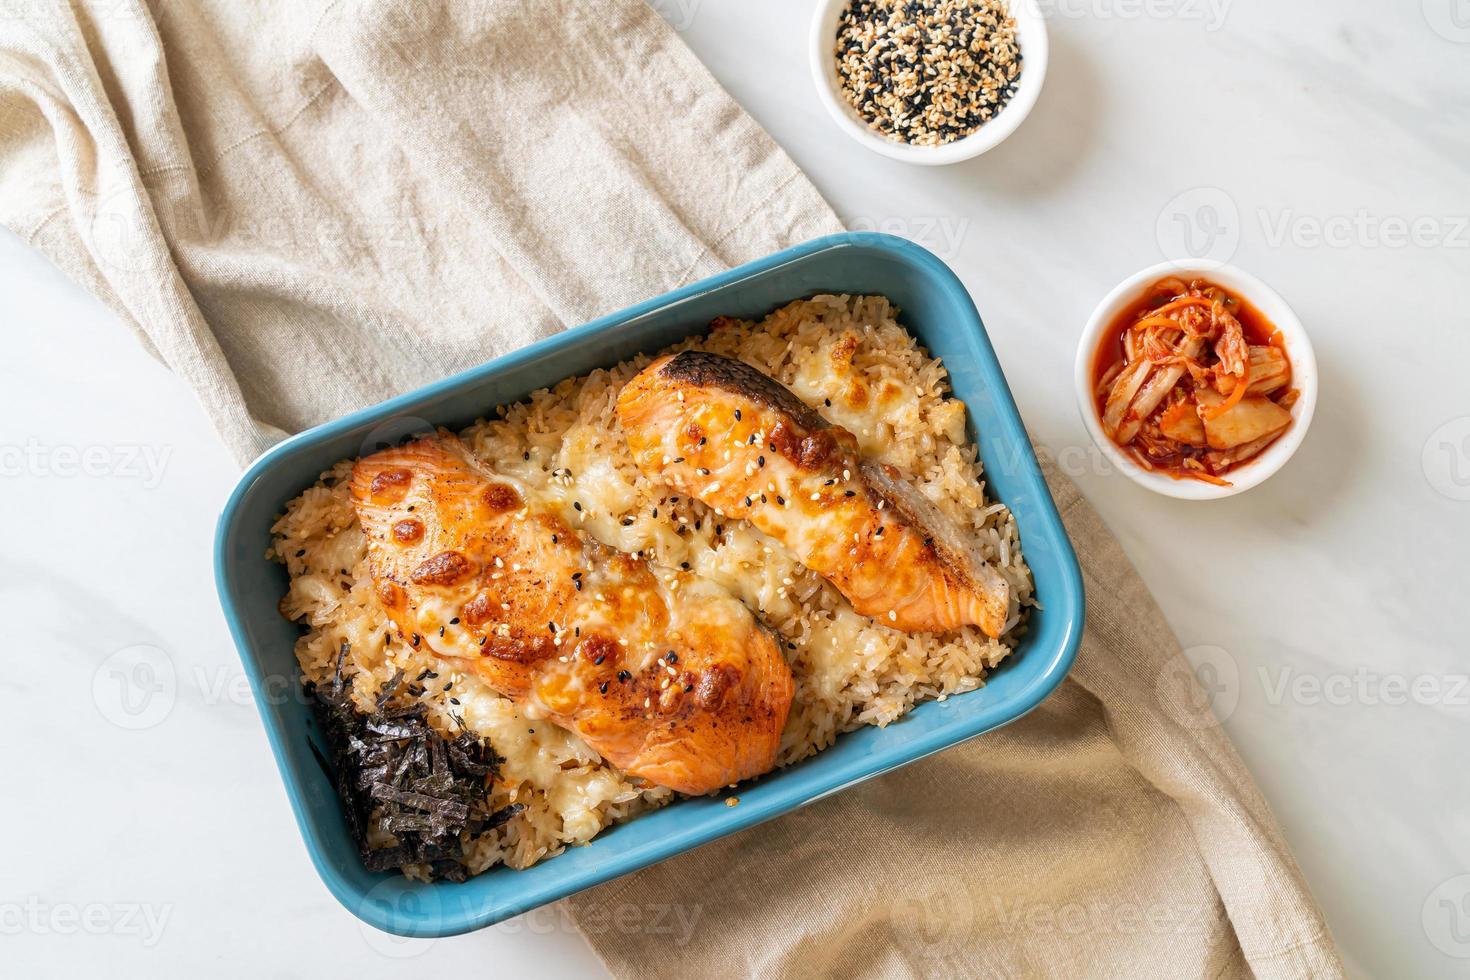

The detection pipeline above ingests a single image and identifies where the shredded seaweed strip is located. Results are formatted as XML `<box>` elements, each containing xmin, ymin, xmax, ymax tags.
<box><xmin>306</xmin><ymin>647</ymin><xmax>523</xmax><ymax>881</ymax></box>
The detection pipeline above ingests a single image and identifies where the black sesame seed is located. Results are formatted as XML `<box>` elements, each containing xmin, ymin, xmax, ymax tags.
<box><xmin>834</xmin><ymin>0</ymin><xmax>1021</xmax><ymax>146</ymax></box>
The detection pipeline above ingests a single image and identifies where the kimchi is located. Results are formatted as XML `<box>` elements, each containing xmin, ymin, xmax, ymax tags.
<box><xmin>1094</xmin><ymin>278</ymin><xmax>1297</xmax><ymax>485</ymax></box>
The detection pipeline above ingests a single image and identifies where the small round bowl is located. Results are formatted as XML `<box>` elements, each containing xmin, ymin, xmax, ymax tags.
<box><xmin>1074</xmin><ymin>262</ymin><xmax>1318</xmax><ymax>500</ymax></box>
<box><xmin>809</xmin><ymin>0</ymin><xmax>1048</xmax><ymax>166</ymax></box>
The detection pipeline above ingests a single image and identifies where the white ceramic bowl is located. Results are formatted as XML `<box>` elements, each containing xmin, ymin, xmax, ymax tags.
<box><xmin>1074</xmin><ymin>262</ymin><xmax>1318</xmax><ymax>500</ymax></box>
<box><xmin>809</xmin><ymin>0</ymin><xmax>1048</xmax><ymax>166</ymax></box>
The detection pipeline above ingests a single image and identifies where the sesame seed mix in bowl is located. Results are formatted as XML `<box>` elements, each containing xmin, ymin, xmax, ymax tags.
<box><xmin>836</xmin><ymin>0</ymin><xmax>1022</xmax><ymax>146</ymax></box>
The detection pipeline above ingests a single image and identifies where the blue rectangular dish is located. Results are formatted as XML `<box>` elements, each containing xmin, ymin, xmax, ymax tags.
<box><xmin>214</xmin><ymin>232</ymin><xmax>1084</xmax><ymax>937</ymax></box>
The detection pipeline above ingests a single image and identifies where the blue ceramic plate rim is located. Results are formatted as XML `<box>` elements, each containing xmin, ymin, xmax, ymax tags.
<box><xmin>214</xmin><ymin>232</ymin><xmax>1084</xmax><ymax>937</ymax></box>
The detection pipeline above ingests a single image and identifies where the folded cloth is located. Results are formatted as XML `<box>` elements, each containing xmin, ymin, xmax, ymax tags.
<box><xmin>0</xmin><ymin>0</ymin><xmax>835</xmax><ymax>462</ymax></box>
<box><xmin>0</xmin><ymin>1</ymin><xmax>1342</xmax><ymax>976</ymax></box>
<box><xmin>567</xmin><ymin>454</ymin><xmax>1345</xmax><ymax>979</ymax></box>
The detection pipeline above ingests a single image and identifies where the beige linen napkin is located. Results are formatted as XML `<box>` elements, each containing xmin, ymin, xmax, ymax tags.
<box><xmin>0</xmin><ymin>1</ymin><xmax>1341</xmax><ymax>976</ymax></box>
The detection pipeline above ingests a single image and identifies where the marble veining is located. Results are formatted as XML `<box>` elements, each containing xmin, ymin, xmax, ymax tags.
<box><xmin>2</xmin><ymin>2</ymin><xmax>1466</xmax><ymax>977</ymax></box>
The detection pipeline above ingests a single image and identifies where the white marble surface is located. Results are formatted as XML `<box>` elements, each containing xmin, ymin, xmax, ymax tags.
<box><xmin>3</xmin><ymin>1</ymin><xmax>1467</xmax><ymax>976</ymax></box>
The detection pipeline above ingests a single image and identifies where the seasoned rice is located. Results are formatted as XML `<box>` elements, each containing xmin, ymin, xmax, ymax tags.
<box><xmin>270</xmin><ymin>295</ymin><xmax>1032</xmax><ymax>875</ymax></box>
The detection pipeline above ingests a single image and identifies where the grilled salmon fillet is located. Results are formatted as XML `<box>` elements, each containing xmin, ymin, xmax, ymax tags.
<box><xmin>348</xmin><ymin>431</ymin><xmax>794</xmax><ymax>795</ymax></box>
<box><xmin>616</xmin><ymin>351</ymin><xmax>1014</xmax><ymax>636</ymax></box>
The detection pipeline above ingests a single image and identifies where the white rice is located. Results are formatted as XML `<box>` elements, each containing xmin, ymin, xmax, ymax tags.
<box><xmin>270</xmin><ymin>295</ymin><xmax>1032</xmax><ymax>874</ymax></box>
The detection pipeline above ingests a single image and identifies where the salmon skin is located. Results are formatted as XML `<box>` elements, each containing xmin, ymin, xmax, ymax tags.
<box><xmin>617</xmin><ymin>351</ymin><xmax>1014</xmax><ymax>636</ymax></box>
<box><xmin>348</xmin><ymin>431</ymin><xmax>794</xmax><ymax>795</ymax></box>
